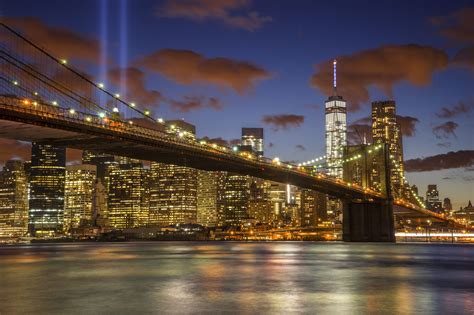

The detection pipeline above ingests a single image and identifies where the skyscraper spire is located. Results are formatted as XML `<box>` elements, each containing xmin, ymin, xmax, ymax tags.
<box><xmin>333</xmin><ymin>59</ymin><xmax>337</xmax><ymax>95</ymax></box>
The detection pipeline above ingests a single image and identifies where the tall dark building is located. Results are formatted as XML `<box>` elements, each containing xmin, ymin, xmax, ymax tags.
<box><xmin>372</xmin><ymin>100</ymin><xmax>404</xmax><ymax>198</ymax></box>
<box><xmin>241</xmin><ymin>128</ymin><xmax>264</xmax><ymax>156</ymax></box>
<box><xmin>82</xmin><ymin>151</ymin><xmax>115</xmax><ymax>182</ymax></box>
<box><xmin>29</xmin><ymin>143</ymin><xmax>66</xmax><ymax>236</ymax></box>
<box><xmin>426</xmin><ymin>184</ymin><xmax>442</xmax><ymax>213</ymax></box>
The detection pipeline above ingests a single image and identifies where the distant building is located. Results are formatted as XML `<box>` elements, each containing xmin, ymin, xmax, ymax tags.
<box><xmin>107</xmin><ymin>161</ymin><xmax>150</xmax><ymax>229</ymax></box>
<box><xmin>248</xmin><ymin>179</ymin><xmax>273</xmax><ymax>225</ymax></box>
<box><xmin>443</xmin><ymin>197</ymin><xmax>453</xmax><ymax>212</ymax></box>
<box><xmin>371</xmin><ymin>100</ymin><xmax>404</xmax><ymax>197</ymax></box>
<box><xmin>197</xmin><ymin>170</ymin><xmax>226</xmax><ymax>227</ymax></box>
<box><xmin>0</xmin><ymin>160</ymin><xmax>28</xmax><ymax>237</ymax></box>
<box><xmin>241</xmin><ymin>128</ymin><xmax>264</xmax><ymax>156</ymax></box>
<box><xmin>453</xmin><ymin>201</ymin><xmax>474</xmax><ymax>226</ymax></box>
<box><xmin>299</xmin><ymin>189</ymin><xmax>327</xmax><ymax>227</ymax></box>
<box><xmin>82</xmin><ymin>151</ymin><xmax>115</xmax><ymax>182</ymax></box>
<box><xmin>64</xmin><ymin>164</ymin><xmax>97</xmax><ymax>232</ymax></box>
<box><xmin>28</xmin><ymin>143</ymin><xmax>66</xmax><ymax>236</ymax></box>
<box><xmin>426</xmin><ymin>184</ymin><xmax>442</xmax><ymax>213</ymax></box>
<box><xmin>221</xmin><ymin>174</ymin><xmax>250</xmax><ymax>226</ymax></box>
<box><xmin>148</xmin><ymin>120</ymin><xmax>198</xmax><ymax>226</ymax></box>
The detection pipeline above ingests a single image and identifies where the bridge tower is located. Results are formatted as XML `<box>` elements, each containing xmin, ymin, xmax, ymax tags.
<box><xmin>342</xmin><ymin>143</ymin><xmax>395</xmax><ymax>242</ymax></box>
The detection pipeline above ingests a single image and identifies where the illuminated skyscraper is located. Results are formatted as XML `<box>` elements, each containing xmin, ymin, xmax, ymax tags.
<box><xmin>107</xmin><ymin>161</ymin><xmax>150</xmax><ymax>229</ymax></box>
<box><xmin>222</xmin><ymin>174</ymin><xmax>250</xmax><ymax>226</ymax></box>
<box><xmin>197</xmin><ymin>170</ymin><xmax>226</xmax><ymax>227</ymax></box>
<box><xmin>372</xmin><ymin>100</ymin><xmax>404</xmax><ymax>197</ymax></box>
<box><xmin>299</xmin><ymin>189</ymin><xmax>327</xmax><ymax>227</ymax></box>
<box><xmin>241</xmin><ymin>128</ymin><xmax>264</xmax><ymax>156</ymax></box>
<box><xmin>325</xmin><ymin>59</ymin><xmax>347</xmax><ymax>179</ymax></box>
<box><xmin>149</xmin><ymin>120</ymin><xmax>198</xmax><ymax>226</ymax></box>
<box><xmin>64</xmin><ymin>164</ymin><xmax>96</xmax><ymax>232</ymax></box>
<box><xmin>29</xmin><ymin>143</ymin><xmax>66</xmax><ymax>236</ymax></box>
<box><xmin>0</xmin><ymin>160</ymin><xmax>28</xmax><ymax>237</ymax></box>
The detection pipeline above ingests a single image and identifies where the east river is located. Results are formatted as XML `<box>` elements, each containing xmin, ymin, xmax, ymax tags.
<box><xmin>1</xmin><ymin>242</ymin><xmax>473</xmax><ymax>314</ymax></box>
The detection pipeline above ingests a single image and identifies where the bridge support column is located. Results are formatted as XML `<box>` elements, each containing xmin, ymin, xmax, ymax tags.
<box><xmin>342</xmin><ymin>200</ymin><xmax>395</xmax><ymax>242</ymax></box>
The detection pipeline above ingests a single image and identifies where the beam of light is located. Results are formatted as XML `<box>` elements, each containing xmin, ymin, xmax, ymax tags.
<box><xmin>333</xmin><ymin>59</ymin><xmax>337</xmax><ymax>89</ymax></box>
<box><xmin>100</xmin><ymin>0</ymin><xmax>108</xmax><ymax>107</ymax></box>
<box><xmin>119</xmin><ymin>0</ymin><xmax>128</xmax><ymax>100</ymax></box>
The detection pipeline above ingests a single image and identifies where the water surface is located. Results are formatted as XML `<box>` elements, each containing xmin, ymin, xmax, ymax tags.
<box><xmin>1</xmin><ymin>242</ymin><xmax>473</xmax><ymax>314</ymax></box>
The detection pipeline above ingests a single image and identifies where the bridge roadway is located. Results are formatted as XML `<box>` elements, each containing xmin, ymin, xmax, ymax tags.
<box><xmin>0</xmin><ymin>95</ymin><xmax>449</xmax><ymax>223</ymax></box>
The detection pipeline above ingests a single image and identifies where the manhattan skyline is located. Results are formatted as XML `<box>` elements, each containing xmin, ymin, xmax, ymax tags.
<box><xmin>0</xmin><ymin>0</ymin><xmax>473</xmax><ymax>209</ymax></box>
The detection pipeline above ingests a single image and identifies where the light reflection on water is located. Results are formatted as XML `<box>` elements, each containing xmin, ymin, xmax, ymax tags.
<box><xmin>1</xmin><ymin>242</ymin><xmax>474</xmax><ymax>314</ymax></box>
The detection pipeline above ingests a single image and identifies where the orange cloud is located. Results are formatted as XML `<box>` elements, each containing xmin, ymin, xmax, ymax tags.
<box><xmin>108</xmin><ymin>67</ymin><xmax>163</xmax><ymax>107</ymax></box>
<box><xmin>136</xmin><ymin>49</ymin><xmax>271</xmax><ymax>94</ymax></box>
<box><xmin>157</xmin><ymin>0</ymin><xmax>272</xmax><ymax>31</ymax></box>
<box><xmin>2</xmin><ymin>17</ymin><xmax>100</xmax><ymax>63</ymax></box>
<box><xmin>0</xmin><ymin>139</ymin><xmax>31</xmax><ymax>164</ymax></box>
<box><xmin>310</xmin><ymin>45</ymin><xmax>448</xmax><ymax>111</ymax></box>
<box><xmin>261</xmin><ymin>114</ymin><xmax>304</xmax><ymax>131</ymax></box>
<box><xmin>431</xmin><ymin>7</ymin><xmax>474</xmax><ymax>44</ymax></box>
<box><xmin>169</xmin><ymin>95</ymin><xmax>223</xmax><ymax>113</ymax></box>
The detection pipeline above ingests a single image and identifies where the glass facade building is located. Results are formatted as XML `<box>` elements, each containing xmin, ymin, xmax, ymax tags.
<box><xmin>28</xmin><ymin>143</ymin><xmax>66</xmax><ymax>236</ymax></box>
<box><xmin>241</xmin><ymin>128</ymin><xmax>264</xmax><ymax>156</ymax></box>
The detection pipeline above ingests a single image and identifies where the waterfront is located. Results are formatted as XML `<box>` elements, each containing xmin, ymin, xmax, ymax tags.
<box><xmin>1</xmin><ymin>242</ymin><xmax>474</xmax><ymax>314</ymax></box>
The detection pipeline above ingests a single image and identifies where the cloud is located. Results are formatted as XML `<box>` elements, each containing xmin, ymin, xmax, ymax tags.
<box><xmin>397</xmin><ymin>115</ymin><xmax>419</xmax><ymax>137</ymax></box>
<box><xmin>347</xmin><ymin>123</ymin><xmax>372</xmax><ymax>145</ymax></box>
<box><xmin>136</xmin><ymin>49</ymin><xmax>271</xmax><ymax>94</ymax></box>
<box><xmin>157</xmin><ymin>0</ymin><xmax>272</xmax><ymax>31</ymax></box>
<box><xmin>432</xmin><ymin>121</ymin><xmax>458</xmax><ymax>139</ymax></box>
<box><xmin>0</xmin><ymin>139</ymin><xmax>31</xmax><ymax>164</ymax></box>
<box><xmin>261</xmin><ymin>114</ymin><xmax>304</xmax><ymax>131</ymax></box>
<box><xmin>169</xmin><ymin>95</ymin><xmax>223</xmax><ymax>113</ymax></box>
<box><xmin>310</xmin><ymin>45</ymin><xmax>448</xmax><ymax>110</ymax></box>
<box><xmin>66</xmin><ymin>148</ymin><xmax>83</xmax><ymax>166</ymax></box>
<box><xmin>436</xmin><ymin>100</ymin><xmax>474</xmax><ymax>118</ymax></box>
<box><xmin>437</xmin><ymin>142</ymin><xmax>452</xmax><ymax>148</ymax></box>
<box><xmin>2</xmin><ymin>17</ymin><xmax>100</xmax><ymax>63</ymax></box>
<box><xmin>405</xmin><ymin>150</ymin><xmax>474</xmax><ymax>172</ymax></box>
<box><xmin>452</xmin><ymin>45</ymin><xmax>474</xmax><ymax>69</ymax></box>
<box><xmin>108</xmin><ymin>68</ymin><xmax>163</xmax><ymax>106</ymax></box>
<box><xmin>295</xmin><ymin>144</ymin><xmax>306</xmax><ymax>151</ymax></box>
<box><xmin>431</xmin><ymin>7</ymin><xmax>474</xmax><ymax>43</ymax></box>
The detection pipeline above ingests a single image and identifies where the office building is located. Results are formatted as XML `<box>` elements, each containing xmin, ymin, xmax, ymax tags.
<box><xmin>426</xmin><ymin>184</ymin><xmax>442</xmax><ymax>213</ymax></box>
<box><xmin>28</xmin><ymin>143</ymin><xmax>66</xmax><ymax>236</ymax></box>
<box><xmin>299</xmin><ymin>188</ymin><xmax>327</xmax><ymax>227</ymax></box>
<box><xmin>107</xmin><ymin>161</ymin><xmax>150</xmax><ymax>229</ymax></box>
<box><xmin>372</xmin><ymin>100</ymin><xmax>404</xmax><ymax>197</ymax></box>
<box><xmin>0</xmin><ymin>160</ymin><xmax>28</xmax><ymax>237</ymax></box>
<box><xmin>221</xmin><ymin>174</ymin><xmax>250</xmax><ymax>226</ymax></box>
<box><xmin>325</xmin><ymin>60</ymin><xmax>347</xmax><ymax>179</ymax></box>
<box><xmin>241</xmin><ymin>128</ymin><xmax>264</xmax><ymax>156</ymax></box>
<box><xmin>197</xmin><ymin>170</ymin><xmax>226</xmax><ymax>227</ymax></box>
<box><xmin>64</xmin><ymin>164</ymin><xmax>96</xmax><ymax>232</ymax></box>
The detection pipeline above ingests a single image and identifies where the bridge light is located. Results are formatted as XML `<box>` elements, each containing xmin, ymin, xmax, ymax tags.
<box><xmin>69</xmin><ymin>109</ymin><xmax>76</xmax><ymax>114</ymax></box>
<box><xmin>61</xmin><ymin>59</ymin><xmax>67</xmax><ymax>64</ymax></box>
<box><xmin>33</xmin><ymin>101</ymin><xmax>38</xmax><ymax>106</ymax></box>
<box><xmin>157</xmin><ymin>118</ymin><xmax>164</xmax><ymax>123</ymax></box>
<box><xmin>178</xmin><ymin>132</ymin><xmax>184</xmax><ymax>138</ymax></box>
<box><xmin>23</xmin><ymin>99</ymin><xmax>30</xmax><ymax>105</ymax></box>
<box><xmin>129</xmin><ymin>120</ymin><xmax>133</xmax><ymax>125</ymax></box>
<box><xmin>212</xmin><ymin>143</ymin><xmax>217</xmax><ymax>148</ymax></box>
<box><xmin>33</xmin><ymin>91</ymin><xmax>38</xmax><ymax>96</ymax></box>
<box><xmin>232</xmin><ymin>146</ymin><xmax>238</xmax><ymax>152</ymax></box>
<box><xmin>99</xmin><ymin>112</ymin><xmax>106</xmax><ymax>118</ymax></box>
<box><xmin>170</xmin><ymin>124</ymin><xmax>175</xmax><ymax>129</ymax></box>
<box><xmin>86</xmin><ymin>116</ymin><xmax>92</xmax><ymax>122</ymax></box>
<box><xmin>200</xmin><ymin>140</ymin><xmax>207</xmax><ymax>145</ymax></box>
<box><xmin>115</xmin><ymin>93</ymin><xmax>120</xmax><ymax>98</ymax></box>
<box><xmin>52</xmin><ymin>101</ymin><xmax>58</xmax><ymax>106</ymax></box>
<box><xmin>97</xmin><ymin>83</ymin><xmax>105</xmax><ymax>88</ymax></box>
<box><xmin>113</xmin><ymin>107</ymin><xmax>119</xmax><ymax>113</ymax></box>
<box><xmin>130</xmin><ymin>102</ymin><xmax>135</xmax><ymax>107</ymax></box>
<box><xmin>144</xmin><ymin>110</ymin><xmax>150</xmax><ymax>116</ymax></box>
<box><xmin>12</xmin><ymin>80</ymin><xmax>18</xmax><ymax>85</ymax></box>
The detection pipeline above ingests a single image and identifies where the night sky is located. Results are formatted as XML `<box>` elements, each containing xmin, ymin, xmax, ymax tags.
<box><xmin>1</xmin><ymin>0</ymin><xmax>473</xmax><ymax>209</ymax></box>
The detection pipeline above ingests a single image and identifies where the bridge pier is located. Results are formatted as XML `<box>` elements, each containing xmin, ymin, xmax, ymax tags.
<box><xmin>342</xmin><ymin>200</ymin><xmax>395</xmax><ymax>242</ymax></box>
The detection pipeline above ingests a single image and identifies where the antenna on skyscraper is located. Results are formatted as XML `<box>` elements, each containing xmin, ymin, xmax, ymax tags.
<box><xmin>333</xmin><ymin>59</ymin><xmax>337</xmax><ymax>95</ymax></box>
